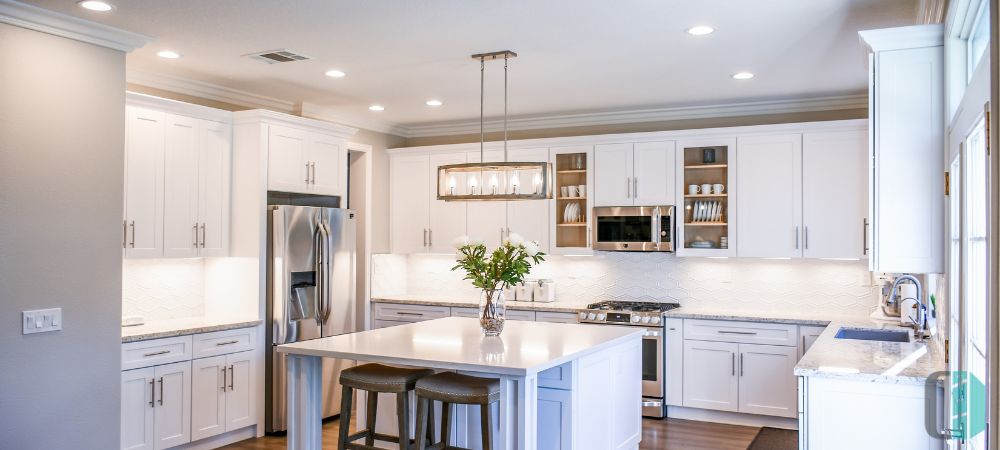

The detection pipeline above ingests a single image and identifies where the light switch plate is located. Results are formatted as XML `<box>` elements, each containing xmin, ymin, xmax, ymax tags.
<box><xmin>22</xmin><ymin>308</ymin><xmax>62</xmax><ymax>334</ymax></box>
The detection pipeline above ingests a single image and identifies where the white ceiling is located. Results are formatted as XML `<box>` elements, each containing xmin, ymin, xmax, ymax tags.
<box><xmin>27</xmin><ymin>0</ymin><xmax>918</xmax><ymax>135</ymax></box>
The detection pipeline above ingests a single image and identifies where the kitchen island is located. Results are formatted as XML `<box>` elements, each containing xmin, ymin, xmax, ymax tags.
<box><xmin>277</xmin><ymin>316</ymin><xmax>644</xmax><ymax>450</ymax></box>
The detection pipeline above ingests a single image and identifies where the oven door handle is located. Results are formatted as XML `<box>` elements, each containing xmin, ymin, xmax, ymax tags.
<box><xmin>641</xmin><ymin>400</ymin><xmax>663</xmax><ymax>407</ymax></box>
<box><xmin>644</xmin><ymin>329</ymin><xmax>660</xmax><ymax>337</ymax></box>
<box><xmin>651</xmin><ymin>207</ymin><xmax>660</xmax><ymax>245</ymax></box>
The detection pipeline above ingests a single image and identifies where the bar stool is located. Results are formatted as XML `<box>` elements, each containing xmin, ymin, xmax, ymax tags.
<box><xmin>413</xmin><ymin>372</ymin><xmax>501</xmax><ymax>450</ymax></box>
<box><xmin>338</xmin><ymin>363</ymin><xmax>435</xmax><ymax>450</ymax></box>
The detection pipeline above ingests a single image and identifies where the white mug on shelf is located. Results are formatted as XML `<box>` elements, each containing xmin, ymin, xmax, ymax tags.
<box><xmin>577</xmin><ymin>185</ymin><xmax>586</xmax><ymax>197</ymax></box>
<box><xmin>688</xmin><ymin>185</ymin><xmax>701</xmax><ymax>195</ymax></box>
<box><xmin>560</xmin><ymin>186</ymin><xmax>569</xmax><ymax>197</ymax></box>
<box><xmin>713</xmin><ymin>184</ymin><xmax>725</xmax><ymax>194</ymax></box>
<box><xmin>700</xmin><ymin>184</ymin><xmax>712</xmax><ymax>195</ymax></box>
<box><xmin>567</xmin><ymin>186</ymin><xmax>579</xmax><ymax>197</ymax></box>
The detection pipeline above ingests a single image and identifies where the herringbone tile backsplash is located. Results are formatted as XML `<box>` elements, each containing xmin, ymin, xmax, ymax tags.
<box><xmin>373</xmin><ymin>253</ymin><xmax>879</xmax><ymax>316</ymax></box>
<box><xmin>123</xmin><ymin>258</ymin><xmax>205</xmax><ymax>320</ymax></box>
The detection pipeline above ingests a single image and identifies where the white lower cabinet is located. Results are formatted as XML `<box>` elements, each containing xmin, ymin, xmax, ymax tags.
<box><xmin>737</xmin><ymin>344</ymin><xmax>798</xmax><ymax>418</ymax></box>
<box><xmin>121</xmin><ymin>361</ymin><xmax>193</xmax><ymax>450</ymax></box>
<box><xmin>682</xmin><ymin>340</ymin><xmax>740</xmax><ymax>412</ymax></box>
<box><xmin>799</xmin><ymin>325</ymin><xmax>826</xmax><ymax>358</ymax></box>
<box><xmin>191</xmin><ymin>351</ymin><xmax>256</xmax><ymax>440</ymax></box>
<box><xmin>537</xmin><ymin>388</ymin><xmax>572</xmax><ymax>450</ymax></box>
<box><xmin>663</xmin><ymin>318</ymin><xmax>684</xmax><ymax>407</ymax></box>
<box><xmin>121</xmin><ymin>367</ymin><xmax>156</xmax><ymax>450</ymax></box>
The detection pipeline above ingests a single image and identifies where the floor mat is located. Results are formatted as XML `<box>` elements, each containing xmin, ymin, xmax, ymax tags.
<box><xmin>747</xmin><ymin>427</ymin><xmax>798</xmax><ymax>450</ymax></box>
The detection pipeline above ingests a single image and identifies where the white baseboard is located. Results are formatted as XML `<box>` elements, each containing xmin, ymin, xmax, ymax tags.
<box><xmin>173</xmin><ymin>425</ymin><xmax>258</xmax><ymax>450</ymax></box>
<box><xmin>663</xmin><ymin>406</ymin><xmax>799</xmax><ymax>430</ymax></box>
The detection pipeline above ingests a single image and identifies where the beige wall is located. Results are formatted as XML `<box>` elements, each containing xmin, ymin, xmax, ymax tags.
<box><xmin>0</xmin><ymin>24</ymin><xmax>125</xmax><ymax>449</ymax></box>
<box><xmin>400</xmin><ymin>108</ymin><xmax>867</xmax><ymax>147</ymax></box>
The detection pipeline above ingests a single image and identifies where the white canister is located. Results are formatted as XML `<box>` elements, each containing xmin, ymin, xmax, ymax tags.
<box><xmin>898</xmin><ymin>284</ymin><xmax>919</xmax><ymax>325</ymax></box>
<box><xmin>532</xmin><ymin>279</ymin><xmax>556</xmax><ymax>303</ymax></box>
<box><xmin>514</xmin><ymin>281</ymin><xmax>533</xmax><ymax>301</ymax></box>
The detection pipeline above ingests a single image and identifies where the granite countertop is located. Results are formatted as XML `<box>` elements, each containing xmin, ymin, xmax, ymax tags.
<box><xmin>793</xmin><ymin>318</ymin><xmax>946</xmax><ymax>385</ymax></box>
<box><xmin>371</xmin><ymin>295</ymin><xmax>591</xmax><ymax>314</ymax></box>
<box><xmin>662</xmin><ymin>306</ymin><xmax>866</xmax><ymax>326</ymax></box>
<box><xmin>122</xmin><ymin>317</ymin><xmax>262</xmax><ymax>343</ymax></box>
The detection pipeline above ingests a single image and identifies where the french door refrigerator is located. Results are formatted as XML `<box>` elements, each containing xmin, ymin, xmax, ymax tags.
<box><xmin>266</xmin><ymin>205</ymin><xmax>356</xmax><ymax>432</ymax></box>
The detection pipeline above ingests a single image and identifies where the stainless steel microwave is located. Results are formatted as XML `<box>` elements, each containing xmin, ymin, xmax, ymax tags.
<box><xmin>592</xmin><ymin>206</ymin><xmax>674</xmax><ymax>252</ymax></box>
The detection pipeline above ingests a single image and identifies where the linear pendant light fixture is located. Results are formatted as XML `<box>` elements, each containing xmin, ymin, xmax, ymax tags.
<box><xmin>436</xmin><ymin>50</ymin><xmax>552</xmax><ymax>201</ymax></box>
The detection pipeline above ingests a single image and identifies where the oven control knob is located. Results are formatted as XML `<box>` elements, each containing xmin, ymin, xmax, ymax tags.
<box><xmin>587</xmin><ymin>313</ymin><xmax>597</xmax><ymax>320</ymax></box>
<box><xmin>630</xmin><ymin>316</ymin><xmax>641</xmax><ymax>323</ymax></box>
<box><xmin>578</xmin><ymin>312</ymin><xmax>588</xmax><ymax>320</ymax></box>
<box><xmin>641</xmin><ymin>316</ymin><xmax>651</xmax><ymax>324</ymax></box>
<box><xmin>597</xmin><ymin>313</ymin><xmax>606</xmax><ymax>320</ymax></box>
<box><xmin>650</xmin><ymin>316</ymin><xmax>661</xmax><ymax>325</ymax></box>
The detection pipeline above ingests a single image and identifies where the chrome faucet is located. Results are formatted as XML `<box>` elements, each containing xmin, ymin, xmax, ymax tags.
<box><xmin>888</xmin><ymin>274</ymin><xmax>927</xmax><ymax>341</ymax></box>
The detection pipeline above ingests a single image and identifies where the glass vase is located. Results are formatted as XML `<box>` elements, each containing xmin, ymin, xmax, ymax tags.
<box><xmin>479</xmin><ymin>289</ymin><xmax>506</xmax><ymax>336</ymax></box>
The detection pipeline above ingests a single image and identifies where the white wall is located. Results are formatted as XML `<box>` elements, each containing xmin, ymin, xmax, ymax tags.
<box><xmin>0</xmin><ymin>23</ymin><xmax>125</xmax><ymax>449</ymax></box>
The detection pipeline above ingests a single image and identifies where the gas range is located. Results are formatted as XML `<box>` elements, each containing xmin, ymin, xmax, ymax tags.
<box><xmin>577</xmin><ymin>301</ymin><xmax>681</xmax><ymax>326</ymax></box>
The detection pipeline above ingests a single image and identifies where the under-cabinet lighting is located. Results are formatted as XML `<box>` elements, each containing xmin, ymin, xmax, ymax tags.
<box><xmin>820</xmin><ymin>258</ymin><xmax>861</xmax><ymax>261</ymax></box>
<box><xmin>707</xmin><ymin>257</ymin><xmax>729</xmax><ymax>259</ymax></box>
<box><xmin>763</xmin><ymin>257</ymin><xmax>792</xmax><ymax>260</ymax></box>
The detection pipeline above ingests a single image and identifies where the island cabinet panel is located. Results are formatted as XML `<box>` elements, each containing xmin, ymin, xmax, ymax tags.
<box><xmin>537</xmin><ymin>388</ymin><xmax>572</xmax><ymax>450</ymax></box>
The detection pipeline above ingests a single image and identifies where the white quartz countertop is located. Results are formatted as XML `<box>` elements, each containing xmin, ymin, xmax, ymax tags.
<box><xmin>122</xmin><ymin>317</ymin><xmax>261</xmax><ymax>343</ymax></box>
<box><xmin>793</xmin><ymin>318</ymin><xmax>946</xmax><ymax>385</ymax></box>
<box><xmin>372</xmin><ymin>295</ymin><xmax>590</xmax><ymax>313</ymax></box>
<box><xmin>277</xmin><ymin>316</ymin><xmax>644</xmax><ymax>376</ymax></box>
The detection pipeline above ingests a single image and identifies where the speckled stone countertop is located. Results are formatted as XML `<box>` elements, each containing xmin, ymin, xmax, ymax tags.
<box><xmin>371</xmin><ymin>295</ymin><xmax>591</xmax><ymax>314</ymax></box>
<box><xmin>662</xmin><ymin>307</ymin><xmax>865</xmax><ymax>326</ymax></box>
<box><xmin>122</xmin><ymin>317</ymin><xmax>262</xmax><ymax>343</ymax></box>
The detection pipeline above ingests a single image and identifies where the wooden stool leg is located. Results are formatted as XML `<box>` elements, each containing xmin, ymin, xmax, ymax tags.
<box><xmin>397</xmin><ymin>392</ymin><xmax>411</xmax><ymax>450</ymax></box>
<box><xmin>426</xmin><ymin>400</ymin><xmax>435</xmax><ymax>445</ymax></box>
<box><xmin>414</xmin><ymin>397</ymin><xmax>428</xmax><ymax>450</ymax></box>
<box><xmin>365</xmin><ymin>391</ymin><xmax>378</xmax><ymax>446</ymax></box>
<box><xmin>440</xmin><ymin>402</ymin><xmax>451</xmax><ymax>447</ymax></box>
<box><xmin>337</xmin><ymin>386</ymin><xmax>353</xmax><ymax>450</ymax></box>
<box><xmin>480</xmin><ymin>403</ymin><xmax>493</xmax><ymax>450</ymax></box>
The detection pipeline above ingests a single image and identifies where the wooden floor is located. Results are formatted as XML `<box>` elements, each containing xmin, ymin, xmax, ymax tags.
<box><xmin>221</xmin><ymin>417</ymin><xmax>760</xmax><ymax>450</ymax></box>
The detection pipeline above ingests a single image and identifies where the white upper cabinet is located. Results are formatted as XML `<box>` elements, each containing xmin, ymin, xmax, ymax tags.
<box><xmin>390</xmin><ymin>153</ymin><xmax>430</xmax><ymax>254</ymax></box>
<box><xmin>198</xmin><ymin>120</ymin><xmax>232</xmax><ymax>257</ymax></box>
<box><xmin>802</xmin><ymin>130</ymin><xmax>867</xmax><ymax>259</ymax></box>
<box><xmin>594</xmin><ymin>142</ymin><xmax>675</xmax><ymax>206</ymax></box>
<box><xmin>861</xmin><ymin>25</ymin><xmax>944</xmax><ymax>273</ymax></box>
<box><xmin>737</xmin><ymin>134</ymin><xmax>803</xmax><ymax>258</ymax></box>
<box><xmin>163</xmin><ymin>115</ymin><xmax>201</xmax><ymax>258</ymax></box>
<box><xmin>506</xmin><ymin>147</ymin><xmax>551</xmax><ymax>252</ymax></box>
<box><xmin>427</xmin><ymin>153</ymin><xmax>467</xmax><ymax>253</ymax></box>
<box><xmin>124</xmin><ymin>106</ymin><xmax>166</xmax><ymax>258</ymax></box>
<box><xmin>266</xmin><ymin>125</ymin><xmax>309</xmax><ymax>193</ymax></box>
<box><xmin>466</xmin><ymin>150</ymin><xmax>508</xmax><ymax>249</ymax></box>
<box><xmin>304</xmin><ymin>133</ymin><xmax>346</xmax><ymax>196</ymax></box>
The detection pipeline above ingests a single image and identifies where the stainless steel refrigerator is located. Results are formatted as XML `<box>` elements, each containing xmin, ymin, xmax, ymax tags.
<box><xmin>265</xmin><ymin>205</ymin><xmax>356</xmax><ymax>433</ymax></box>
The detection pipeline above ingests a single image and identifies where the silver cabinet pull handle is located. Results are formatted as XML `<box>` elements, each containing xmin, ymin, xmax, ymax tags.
<box><xmin>143</xmin><ymin>350</ymin><xmax>171</xmax><ymax>357</ymax></box>
<box><xmin>795</xmin><ymin>226</ymin><xmax>800</xmax><ymax>249</ymax></box>
<box><xmin>731</xmin><ymin>352</ymin><xmax>736</xmax><ymax>376</ymax></box>
<box><xmin>215</xmin><ymin>340</ymin><xmax>239</xmax><ymax>346</ymax></box>
<box><xmin>863</xmin><ymin>218</ymin><xmax>869</xmax><ymax>255</ymax></box>
<box><xmin>129</xmin><ymin>221</ymin><xmax>136</xmax><ymax>248</ymax></box>
<box><xmin>717</xmin><ymin>330</ymin><xmax>757</xmax><ymax>335</ymax></box>
<box><xmin>200</xmin><ymin>223</ymin><xmax>206</xmax><ymax>248</ymax></box>
<box><xmin>149</xmin><ymin>378</ymin><xmax>155</xmax><ymax>408</ymax></box>
<box><xmin>123</xmin><ymin>220</ymin><xmax>128</xmax><ymax>249</ymax></box>
<box><xmin>193</xmin><ymin>223</ymin><xmax>199</xmax><ymax>247</ymax></box>
<box><xmin>158</xmin><ymin>377</ymin><xmax>164</xmax><ymax>406</ymax></box>
<box><xmin>587</xmin><ymin>226</ymin><xmax>592</xmax><ymax>248</ymax></box>
<box><xmin>501</xmin><ymin>228</ymin><xmax>506</xmax><ymax>244</ymax></box>
<box><xmin>228</xmin><ymin>365</ymin><xmax>235</xmax><ymax>391</ymax></box>
<box><xmin>428</xmin><ymin>229</ymin><xmax>433</xmax><ymax>247</ymax></box>
<box><xmin>221</xmin><ymin>367</ymin><xmax>227</xmax><ymax>391</ymax></box>
<box><xmin>626</xmin><ymin>177</ymin><xmax>631</xmax><ymax>198</ymax></box>
<box><xmin>305</xmin><ymin>162</ymin><xmax>311</xmax><ymax>183</ymax></box>
<box><xmin>804</xmin><ymin>226</ymin><xmax>809</xmax><ymax>250</ymax></box>
<box><xmin>740</xmin><ymin>353</ymin><xmax>744</xmax><ymax>376</ymax></box>
<box><xmin>396</xmin><ymin>311</ymin><xmax>424</xmax><ymax>317</ymax></box>
<box><xmin>312</xmin><ymin>162</ymin><xmax>317</xmax><ymax>184</ymax></box>
<box><xmin>634</xmin><ymin>177</ymin><xmax>638</xmax><ymax>198</ymax></box>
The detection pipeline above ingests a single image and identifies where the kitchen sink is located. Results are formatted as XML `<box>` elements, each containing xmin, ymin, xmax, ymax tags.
<box><xmin>834</xmin><ymin>328</ymin><xmax>911</xmax><ymax>343</ymax></box>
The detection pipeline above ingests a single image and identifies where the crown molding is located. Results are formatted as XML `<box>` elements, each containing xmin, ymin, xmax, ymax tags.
<box><xmin>296</xmin><ymin>102</ymin><xmax>408</xmax><ymax>137</ymax></box>
<box><xmin>859</xmin><ymin>24</ymin><xmax>944</xmax><ymax>52</ymax></box>
<box><xmin>126</xmin><ymin>68</ymin><xmax>297</xmax><ymax>113</ymax></box>
<box><xmin>126</xmin><ymin>91</ymin><xmax>233</xmax><ymax>123</ymax></box>
<box><xmin>233</xmin><ymin>109</ymin><xmax>358</xmax><ymax>139</ymax></box>
<box><xmin>0</xmin><ymin>0</ymin><xmax>150</xmax><ymax>52</ymax></box>
<box><xmin>398</xmin><ymin>94</ymin><xmax>869</xmax><ymax>138</ymax></box>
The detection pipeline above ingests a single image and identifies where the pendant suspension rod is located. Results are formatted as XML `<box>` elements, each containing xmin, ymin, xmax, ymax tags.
<box><xmin>503</xmin><ymin>53</ymin><xmax>509</xmax><ymax>162</ymax></box>
<box><xmin>479</xmin><ymin>56</ymin><xmax>485</xmax><ymax>161</ymax></box>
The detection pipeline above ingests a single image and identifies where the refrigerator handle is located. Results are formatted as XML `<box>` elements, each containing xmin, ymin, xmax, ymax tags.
<box><xmin>316</xmin><ymin>220</ymin><xmax>332</xmax><ymax>324</ymax></box>
<box><xmin>271</xmin><ymin>208</ymin><xmax>288</xmax><ymax>346</ymax></box>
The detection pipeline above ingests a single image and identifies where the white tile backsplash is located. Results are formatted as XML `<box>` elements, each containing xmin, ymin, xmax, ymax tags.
<box><xmin>123</xmin><ymin>258</ymin><xmax>205</xmax><ymax>321</ymax></box>
<box><xmin>372</xmin><ymin>252</ymin><xmax>879</xmax><ymax>316</ymax></box>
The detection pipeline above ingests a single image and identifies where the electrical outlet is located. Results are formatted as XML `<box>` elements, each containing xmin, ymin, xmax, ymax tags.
<box><xmin>22</xmin><ymin>308</ymin><xmax>62</xmax><ymax>334</ymax></box>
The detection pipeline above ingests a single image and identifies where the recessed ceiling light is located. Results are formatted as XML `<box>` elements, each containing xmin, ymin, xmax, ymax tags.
<box><xmin>425</xmin><ymin>99</ymin><xmax>443</xmax><ymax>107</ymax></box>
<box><xmin>78</xmin><ymin>1</ymin><xmax>113</xmax><ymax>11</ymax></box>
<box><xmin>157</xmin><ymin>50</ymin><xmax>181</xmax><ymax>59</ymax></box>
<box><xmin>325</xmin><ymin>69</ymin><xmax>346</xmax><ymax>78</ymax></box>
<box><xmin>369</xmin><ymin>105</ymin><xmax>385</xmax><ymax>112</ymax></box>
<box><xmin>686</xmin><ymin>25</ymin><xmax>715</xmax><ymax>36</ymax></box>
<box><xmin>732</xmin><ymin>71</ymin><xmax>755</xmax><ymax>80</ymax></box>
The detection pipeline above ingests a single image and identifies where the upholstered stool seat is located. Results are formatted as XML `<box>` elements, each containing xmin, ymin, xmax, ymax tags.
<box><xmin>414</xmin><ymin>372</ymin><xmax>501</xmax><ymax>450</ymax></box>
<box><xmin>338</xmin><ymin>363</ymin><xmax>435</xmax><ymax>450</ymax></box>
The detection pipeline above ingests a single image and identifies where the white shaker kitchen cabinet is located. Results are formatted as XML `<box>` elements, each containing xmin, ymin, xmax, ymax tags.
<box><xmin>593</xmin><ymin>143</ymin><xmax>634</xmax><ymax>206</ymax></box>
<box><xmin>152</xmin><ymin>361</ymin><xmax>191</xmax><ymax>450</ymax></box>
<box><xmin>266</xmin><ymin>125</ymin><xmax>309</xmax><ymax>193</ymax></box>
<box><xmin>663</xmin><ymin>318</ymin><xmax>684</xmax><ymax>407</ymax></box>
<box><xmin>737</xmin><ymin>344</ymin><xmax>798</xmax><ymax>418</ymax></box>
<box><xmin>736</xmin><ymin>134</ymin><xmax>803</xmax><ymax>258</ymax></box>
<box><xmin>802</xmin><ymin>130</ymin><xmax>867</xmax><ymax>259</ymax></box>
<box><xmin>124</xmin><ymin>106</ymin><xmax>166</xmax><ymax>258</ymax></box>
<box><xmin>225</xmin><ymin>351</ymin><xmax>256</xmax><ymax>432</ymax></box>
<box><xmin>305</xmin><ymin>133</ymin><xmax>346</xmax><ymax>196</ymax></box>
<box><xmin>427</xmin><ymin>153</ymin><xmax>467</xmax><ymax>253</ymax></box>
<box><xmin>197</xmin><ymin>120</ymin><xmax>232</xmax><ymax>257</ymax></box>
<box><xmin>191</xmin><ymin>356</ymin><xmax>227</xmax><ymax>441</ymax></box>
<box><xmin>505</xmin><ymin>147</ymin><xmax>551</xmax><ymax>251</ymax></box>
<box><xmin>799</xmin><ymin>325</ymin><xmax>826</xmax><ymax>358</ymax></box>
<box><xmin>162</xmin><ymin>114</ymin><xmax>201</xmax><ymax>258</ymax></box>
<box><xmin>860</xmin><ymin>25</ymin><xmax>944</xmax><ymax>273</ymax></box>
<box><xmin>632</xmin><ymin>141</ymin><xmax>676</xmax><ymax>205</ymax></box>
<box><xmin>121</xmin><ymin>367</ymin><xmax>156</xmax><ymax>450</ymax></box>
<box><xmin>466</xmin><ymin>150</ymin><xmax>508</xmax><ymax>249</ymax></box>
<box><xmin>389</xmin><ymin>153</ymin><xmax>431</xmax><ymax>254</ymax></box>
<box><xmin>537</xmin><ymin>388</ymin><xmax>572</xmax><ymax>450</ymax></box>
<box><xmin>682</xmin><ymin>340</ymin><xmax>739</xmax><ymax>412</ymax></box>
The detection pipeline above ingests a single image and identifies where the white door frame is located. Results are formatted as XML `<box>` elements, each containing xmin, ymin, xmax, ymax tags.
<box><xmin>346</xmin><ymin>142</ymin><xmax>373</xmax><ymax>332</ymax></box>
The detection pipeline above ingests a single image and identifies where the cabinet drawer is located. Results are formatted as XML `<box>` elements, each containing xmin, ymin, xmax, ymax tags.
<box><xmin>122</xmin><ymin>335</ymin><xmax>193</xmax><ymax>370</ymax></box>
<box><xmin>683</xmin><ymin>319</ymin><xmax>798</xmax><ymax>347</ymax></box>
<box><xmin>539</xmin><ymin>362</ymin><xmax>573</xmax><ymax>390</ymax></box>
<box><xmin>452</xmin><ymin>307</ymin><xmax>535</xmax><ymax>321</ymax></box>
<box><xmin>535</xmin><ymin>311</ymin><xmax>579</xmax><ymax>324</ymax></box>
<box><xmin>193</xmin><ymin>327</ymin><xmax>256</xmax><ymax>359</ymax></box>
<box><xmin>373</xmin><ymin>303</ymin><xmax>450</xmax><ymax>322</ymax></box>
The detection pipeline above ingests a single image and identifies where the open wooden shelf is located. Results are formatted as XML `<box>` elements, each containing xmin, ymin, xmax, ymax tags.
<box><xmin>557</xmin><ymin>196</ymin><xmax>587</xmax><ymax>200</ymax></box>
<box><xmin>684</xmin><ymin>194</ymin><xmax>728</xmax><ymax>198</ymax></box>
<box><xmin>685</xmin><ymin>222</ymin><xmax>728</xmax><ymax>226</ymax></box>
<box><xmin>557</xmin><ymin>223</ymin><xmax>587</xmax><ymax>227</ymax></box>
<box><xmin>556</xmin><ymin>169</ymin><xmax>588</xmax><ymax>174</ymax></box>
<box><xmin>685</xmin><ymin>164</ymin><xmax>728</xmax><ymax>170</ymax></box>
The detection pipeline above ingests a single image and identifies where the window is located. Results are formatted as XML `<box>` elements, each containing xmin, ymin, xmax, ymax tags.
<box><xmin>963</xmin><ymin>117</ymin><xmax>988</xmax><ymax>450</ymax></box>
<box><xmin>967</xmin><ymin>2</ymin><xmax>990</xmax><ymax>82</ymax></box>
